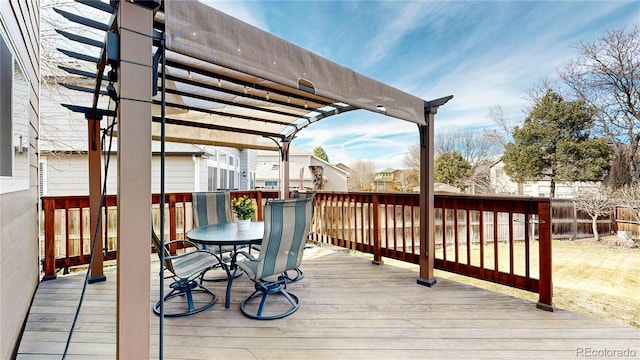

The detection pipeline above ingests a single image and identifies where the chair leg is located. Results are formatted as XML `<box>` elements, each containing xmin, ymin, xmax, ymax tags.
<box><xmin>240</xmin><ymin>281</ymin><xmax>300</xmax><ymax>320</ymax></box>
<box><xmin>279</xmin><ymin>268</ymin><xmax>304</xmax><ymax>285</ymax></box>
<box><xmin>153</xmin><ymin>278</ymin><xmax>218</xmax><ymax>317</ymax></box>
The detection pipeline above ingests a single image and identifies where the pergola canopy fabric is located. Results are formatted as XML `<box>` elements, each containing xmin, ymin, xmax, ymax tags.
<box><xmin>56</xmin><ymin>0</ymin><xmax>447</xmax><ymax>152</ymax></box>
<box><xmin>155</xmin><ymin>0</ymin><xmax>429</xmax><ymax>151</ymax></box>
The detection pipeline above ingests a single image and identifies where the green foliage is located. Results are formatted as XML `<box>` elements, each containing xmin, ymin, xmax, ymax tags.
<box><xmin>313</xmin><ymin>146</ymin><xmax>329</xmax><ymax>162</ymax></box>
<box><xmin>231</xmin><ymin>196</ymin><xmax>257</xmax><ymax>220</ymax></box>
<box><xmin>434</xmin><ymin>151</ymin><xmax>471</xmax><ymax>189</ymax></box>
<box><xmin>502</xmin><ymin>89</ymin><xmax>613</xmax><ymax>197</ymax></box>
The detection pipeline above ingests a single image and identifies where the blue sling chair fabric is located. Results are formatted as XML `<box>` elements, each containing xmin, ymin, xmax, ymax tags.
<box><xmin>192</xmin><ymin>191</ymin><xmax>233</xmax><ymax>228</ymax></box>
<box><xmin>191</xmin><ymin>191</ymin><xmax>237</xmax><ymax>280</ymax></box>
<box><xmin>236</xmin><ymin>196</ymin><xmax>314</xmax><ymax>320</ymax></box>
<box><xmin>151</xmin><ymin>229</ymin><xmax>220</xmax><ymax>317</ymax></box>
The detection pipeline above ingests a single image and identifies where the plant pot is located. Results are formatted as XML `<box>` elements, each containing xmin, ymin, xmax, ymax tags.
<box><xmin>237</xmin><ymin>219</ymin><xmax>251</xmax><ymax>231</ymax></box>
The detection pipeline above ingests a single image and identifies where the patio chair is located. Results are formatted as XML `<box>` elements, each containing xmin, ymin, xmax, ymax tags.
<box><xmin>192</xmin><ymin>191</ymin><xmax>237</xmax><ymax>280</ymax></box>
<box><xmin>192</xmin><ymin>191</ymin><xmax>233</xmax><ymax>228</ymax></box>
<box><xmin>235</xmin><ymin>197</ymin><xmax>314</xmax><ymax>320</ymax></box>
<box><xmin>151</xmin><ymin>229</ymin><xmax>220</xmax><ymax>317</ymax></box>
<box><xmin>281</xmin><ymin>191</ymin><xmax>316</xmax><ymax>283</ymax></box>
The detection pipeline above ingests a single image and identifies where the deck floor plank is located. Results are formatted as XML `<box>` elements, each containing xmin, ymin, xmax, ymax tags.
<box><xmin>18</xmin><ymin>246</ymin><xmax>640</xmax><ymax>359</ymax></box>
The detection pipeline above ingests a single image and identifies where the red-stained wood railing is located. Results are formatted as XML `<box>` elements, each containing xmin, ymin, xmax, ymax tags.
<box><xmin>41</xmin><ymin>190</ymin><xmax>279</xmax><ymax>280</ymax></box>
<box><xmin>41</xmin><ymin>190</ymin><xmax>552</xmax><ymax>308</ymax></box>
<box><xmin>308</xmin><ymin>192</ymin><xmax>553</xmax><ymax>309</ymax></box>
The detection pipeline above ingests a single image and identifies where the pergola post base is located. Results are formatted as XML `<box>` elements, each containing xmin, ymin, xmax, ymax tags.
<box><xmin>417</xmin><ymin>277</ymin><xmax>437</xmax><ymax>287</ymax></box>
<box><xmin>88</xmin><ymin>275</ymin><xmax>107</xmax><ymax>284</ymax></box>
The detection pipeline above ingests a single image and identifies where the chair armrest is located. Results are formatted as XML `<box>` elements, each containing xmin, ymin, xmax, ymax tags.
<box><xmin>163</xmin><ymin>239</ymin><xmax>201</xmax><ymax>249</ymax></box>
<box><xmin>234</xmin><ymin>249</ymin><xmax>259</xmax><ymax>262</ymax></box>
<box><xmin>165</xmin><ymin>247</ymin><xmax>222</xmax><ymax>264</ymax></box>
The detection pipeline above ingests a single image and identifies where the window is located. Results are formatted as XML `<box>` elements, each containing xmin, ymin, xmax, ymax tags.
<box><xmin>0</xmin><ymin>35</ymin><xmax>12</xmax><ymax>176</ymax></box>
<box><xmin>265</xmin><ymin>180</ymin><xmax>278</xmax><ymax>188</ymax></box>
<box><xmin>0</xmin><ymin>33</ymin><xmax>30</xmax><ymax>192</ymax></box>
<box><xmin>207</xmin><ymin>167</ymin><xmax>217</xmax><ymax>191</ymax></box>
<box><xmin>221</xmin><ymin>169</ymin><xmax>228</xmax><ymax>189</ymax></box>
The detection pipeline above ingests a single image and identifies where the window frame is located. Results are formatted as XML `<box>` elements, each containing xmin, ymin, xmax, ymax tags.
<box><xmin>0</xmin><ymin>30</ymin><xmax>30</xmax><ymax>193</ymax></box>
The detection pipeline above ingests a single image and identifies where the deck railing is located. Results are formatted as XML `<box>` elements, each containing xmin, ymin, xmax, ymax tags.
<box><xmin>41</xmin><ymin>191</ymin><xmax>553</xmax><ymax>307</ymax></box>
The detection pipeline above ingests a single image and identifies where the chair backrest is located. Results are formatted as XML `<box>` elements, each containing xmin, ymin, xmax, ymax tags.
<box><xmin>151</xmin><ymin>229</ymin><xmax>175</xmax><ymax>274</ymax></box>
<box><xmin>192</xmin><ymin>191</ymin><xmax>232</xmax><ymax>228</ymax></box>
<box><xmin>256</xmin><ymin>196</ymin><xmax>314</xmax><ymax>278</ymax></box>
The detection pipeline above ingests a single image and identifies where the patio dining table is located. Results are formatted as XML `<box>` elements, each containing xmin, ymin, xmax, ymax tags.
<box><xmin>186</xmin><ymin>221</ymin><xmax>264</xmax><ymax>308</ymax></box>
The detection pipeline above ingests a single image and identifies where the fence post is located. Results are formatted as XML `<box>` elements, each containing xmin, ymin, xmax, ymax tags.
<box><xmin>372</xmin><ymin>194</ymin><xmax>383</xmax><ymax>265</ymax></box>
<box><xmin>537</xmin><ymin>200</ymin><xmax>554</xmax><ymax>311</ymax></box>
<box><xmin>42</xmin><ymin>198</ymin><xmax>57</xmax><ymax>281</ymax></box>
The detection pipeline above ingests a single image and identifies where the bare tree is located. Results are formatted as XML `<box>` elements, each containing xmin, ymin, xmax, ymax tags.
<box><xmin>435</xmin><ymin>128</ymin><xmax>501</xmax><ymax>167</ymax></box>
<box><xmin>487</xmin><ymin>105</ymin><xmax>515</xmax><ymax>149</ymax></box>
<box><xmin>559</xmin><ymin>26</ymin><xmax>640</xmax><ymax>184</ymax></box>
<box><xmin>402</xmin><ymin>144</ymin><xmax>420</xmax><ymax>171</ymax></box>
<box><xmin>573</xmin><ymin>186</ymin><xmax>615</xmax><ymax>241</ymax></box>
<box><xmin>616</xmin><ymin>183</ymin><xmax>640</xmax><ymax>225</ymax></box>
<box><xmin>393</xmin><ymin>170</ymin><xmax>418</xmax><ymax>192</ymax></box>
<box><xmin>348</xmin><ymin>160</ymin><xmax>376</xmax><ymax>191</ymax></box>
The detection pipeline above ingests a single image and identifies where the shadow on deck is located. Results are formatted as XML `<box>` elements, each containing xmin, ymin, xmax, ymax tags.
<box><xmin>18</xmin><ymin>246</ymin><xmax>640</xmax><ymax>359</ymax></box>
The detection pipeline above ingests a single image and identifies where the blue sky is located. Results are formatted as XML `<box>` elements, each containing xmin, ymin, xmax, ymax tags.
<box><xmin>201</xmin><ymin>0</ymin><xmax>638</xmax><ymax>170</ymax></box>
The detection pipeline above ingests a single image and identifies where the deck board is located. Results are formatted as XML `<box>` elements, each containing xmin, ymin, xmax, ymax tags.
<box><xmin>17</xmin><ymin>246</ymin><xmax>640</xmax><ymax>359</ymax></box>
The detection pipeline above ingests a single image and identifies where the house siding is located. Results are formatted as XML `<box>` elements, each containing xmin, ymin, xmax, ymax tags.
<box><xmin>0</xmin><ymin>1</ymin><xmax>40</xmax><ymax>358</ymax></box>
<box><xmin>42</xmin><ymin>154</ymin><xmax>200</xmax><ymax>196</ymax></box>
<box><xmin>256</xmin><ymin>148</ymin><xmax>348</xmax><ymax>191</ymax></box>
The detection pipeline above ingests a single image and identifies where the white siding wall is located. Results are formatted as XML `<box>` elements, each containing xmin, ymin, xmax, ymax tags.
<box><xmin>255</xmin><ymin>150</ymin><xmax>348</xmax><ymax>191</ymax></box>
<box><xmin>0</xmin><ymin>1</ymin><xmax>40</xmax><ymax>358</ymax></box>
<box><xmin>42</xmin><ymin>154</ymin><xmax>199</xmax><ymax>196</ymax></box>
<box><xmin>150</xmin><ymin>156</ymin><xmax>198</xmax><ymax>193</ymax></box>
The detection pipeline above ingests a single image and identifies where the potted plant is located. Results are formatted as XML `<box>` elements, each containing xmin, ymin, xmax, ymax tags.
<box><xmin>231</xmin><ymin>195</ymin><xmax>257</xmax><ymax>231</ymax></box>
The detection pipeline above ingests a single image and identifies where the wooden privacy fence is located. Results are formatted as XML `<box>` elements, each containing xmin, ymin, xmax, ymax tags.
<box><xmin>551</xmin><ymin>200</ymin><xmax>639</xmax><ymax>239</ymax></box>
<box><xmin>615</xmin><ymin>206</ymin><xmax>640</xmax><ymax>237</ymax></box>
<box><xmin>41</xmin><ymin>191</ymin><xmax>554</xmax><ymax>308</ymax></box>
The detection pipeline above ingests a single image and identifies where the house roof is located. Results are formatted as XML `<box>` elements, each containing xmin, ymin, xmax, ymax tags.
<box><xmin>257</xmin><ymin>144</ymin><xmax>348</xmax><ymax>179</ymax></box>
<box><xmin>378</xmin><ymin>168</ymin><xmax>397</xmax><ymax>173</ymax></box>
<box><xmin>55</xmin><ymin>0</ymin><xmax>452</xmax><ymax>153</ymax></box>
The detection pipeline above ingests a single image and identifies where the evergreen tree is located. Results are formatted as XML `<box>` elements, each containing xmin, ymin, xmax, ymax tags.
<box><xmin>313</xmin><ymin>146</ymin><xmax>329</xmax><ymax>162</ymax></box>
<box><xmin>502</xmin><ymin>89</ymin><xmax>612</xmax><ymax>197</ymax></box>
<box><xmin>434</xmin><ymin>151</ymin><xmax>471</xmax><ymax>189</ymax></box>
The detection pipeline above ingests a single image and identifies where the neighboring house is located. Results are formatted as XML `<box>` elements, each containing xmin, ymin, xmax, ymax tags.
<box><xmin>488</xmin><ymin>160</ymin><xmax>600</xmax><ymax>198</ymax></box>
<box><xmin>39</xmin><ymin>82</ymin><xmax>258</xmax><ymax>195</ymax></box>
<box><xmin>372</xmin><ymin>168</ymin><xmax>418</xmax><ymax>192</ymax></box>
<box><xmin>0</xmin><ymin>3</ymin><xmax>40</xmax><ymax>358</ymax></box>
<box><xmin>373</xmin><ymin>167</ymin><xmax>396</xmax><ymax>191</ymax></box>
<box><xmin>41</xmin><ymin>142</ymin><xmax>258</xmax><ymax>196</ymax></box>
<box><xmin>334</xmin><ymin>162</ymin><xmax>352</xmax><ymax>179</ymax></box>
<box><xmin>256</xmin><ymin>145</ymin><xmax>348</xmax><ymax>191</ymax></box>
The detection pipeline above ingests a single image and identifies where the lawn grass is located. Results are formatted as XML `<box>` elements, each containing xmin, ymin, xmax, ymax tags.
<box><xmin>372</xmin><ymin>236</ymin><xmax>640</xmax><ymax>328</ymax></box>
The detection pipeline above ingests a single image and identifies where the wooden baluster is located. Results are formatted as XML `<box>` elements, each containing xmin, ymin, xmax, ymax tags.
<box><xmin>372</xmin><ymin>194</ymin><xmax>382</xmax><ymax>265</ymax></box>
<box><xmin>169</xmin><ymin>194</ymin><xmax>177</xmax><ymax>254</ymax></box>
<box><xmin>42</xmin><ymin>198</ymin><xmax>57</xmax><ymax>280</ymax></box>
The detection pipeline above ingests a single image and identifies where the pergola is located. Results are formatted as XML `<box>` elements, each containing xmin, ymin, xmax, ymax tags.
<box><xmin>56</xmin><ymin>0</ymin><xmax>452</xmax><ymax>357</ymax></box>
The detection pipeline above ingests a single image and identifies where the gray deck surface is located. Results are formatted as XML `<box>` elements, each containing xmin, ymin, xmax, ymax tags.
<box><xmin>17</xmin><ymin>246</ymin><xmax>640</xmax><ymax>359</ymax></box>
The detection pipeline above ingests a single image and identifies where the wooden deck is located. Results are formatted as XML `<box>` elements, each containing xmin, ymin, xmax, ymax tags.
<box><xmin>18</xmin><ymin>246</ymin><xmax>640</xmax><ymax>359</ymax></box>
